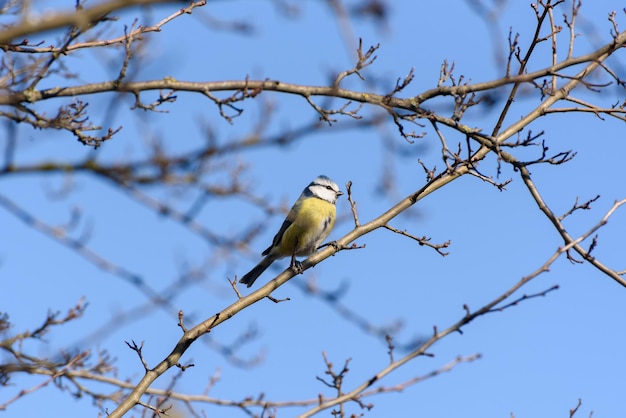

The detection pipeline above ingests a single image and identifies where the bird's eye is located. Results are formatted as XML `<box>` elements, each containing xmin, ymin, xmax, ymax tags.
<box><xmin>326</xmin><ymin>185</ymin><xmax>333</xmax><ymax>190</ymax></box>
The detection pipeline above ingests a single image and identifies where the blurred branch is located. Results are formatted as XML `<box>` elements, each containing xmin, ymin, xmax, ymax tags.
<box><xmin>0</xmin><ymin>300</ymin><xmax>95</xmax><ymax>410</ymax></box>
<box><xmin>0</xmin><ymin>193</ymin><xmax>174</xmax><ymax>305</ymax></box>
<box><xmin>0</xmin><ymin>0</ymin><xmax>192</xmax><ymax>44</ymax></box>
<box><xmin>1</xmin><ymin>2</ymin><xmax>207</xmax><ymax>54</ymax></box>
<box><xmin>295</xmin><ymin>279</ymin><xmax>405</xmax><ymax>340</ymax></box>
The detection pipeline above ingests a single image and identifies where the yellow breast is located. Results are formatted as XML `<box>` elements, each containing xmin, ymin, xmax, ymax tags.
<box><xmin>276</xmin><ymin>197</ymin><xmax>336</xmax><ymax>257</ymax></box>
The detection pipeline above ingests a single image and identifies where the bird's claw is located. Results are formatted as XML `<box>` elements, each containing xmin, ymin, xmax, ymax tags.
<box><xmin>290</xmin><ymin>260</ymin><xmax>304</xmax><ymax>274</ymax></box>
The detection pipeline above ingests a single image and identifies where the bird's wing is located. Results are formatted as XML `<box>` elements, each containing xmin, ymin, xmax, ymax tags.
<box><xmin>261</xmin><ymin>203</ymin><xmax>299</xmax><ymax>256</ymax></box>
<box><xmin>262</xmin><ymin>218</ymin><xmax>292</xmax><ymax>256</ymax></box>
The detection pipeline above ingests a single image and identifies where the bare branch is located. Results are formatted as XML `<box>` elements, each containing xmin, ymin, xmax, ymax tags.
<box><xmin>382</xmin><ymin>224</ymin><xmax>450</xmax><ymax>256</ymax></box>
<box><xmin>0</xmin><ymin>0</ymin><xmax>191</xmax><ymax>44</ymax></box>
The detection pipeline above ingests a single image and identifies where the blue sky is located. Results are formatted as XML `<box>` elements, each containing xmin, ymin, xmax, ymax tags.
<box><xmin>2</xmin><ymin>1</ymin><xmax>625</xmax><ymax>417</ymax></box>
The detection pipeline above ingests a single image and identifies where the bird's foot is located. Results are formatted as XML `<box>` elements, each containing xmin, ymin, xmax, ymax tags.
<box><xmin>290</xmin><ymin>260</ymin><xmax>304</xmax><ymax>274</ymax></box>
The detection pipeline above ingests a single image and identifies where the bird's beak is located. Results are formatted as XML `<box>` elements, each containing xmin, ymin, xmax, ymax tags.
<box><xmin>337</xmin><ymin>191</ymin><xmax>344</xmax><ymax>196</ymax></box>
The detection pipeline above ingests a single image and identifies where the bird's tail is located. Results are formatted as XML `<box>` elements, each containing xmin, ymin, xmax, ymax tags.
<box><xmin>239</xmin><ymin>256</ymin><xmax>275</xmax><ymax>288</ymax></box>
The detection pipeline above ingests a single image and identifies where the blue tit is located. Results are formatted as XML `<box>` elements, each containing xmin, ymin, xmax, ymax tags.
<box><xmin>239</xmin><ymin>175</ymin><xmax>343</xmax><ymax>288</ymax></box>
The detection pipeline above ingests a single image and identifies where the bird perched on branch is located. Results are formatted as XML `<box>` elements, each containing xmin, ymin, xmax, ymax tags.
<box><xmin>239</xmin><ymin>175</ymin><xmax>343</xmax><ymax>288</ymax></box>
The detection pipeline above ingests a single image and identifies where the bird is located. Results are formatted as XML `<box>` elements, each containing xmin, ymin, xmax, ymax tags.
<box><xmin>239</xmin><ymin>175</ymin><xmax>343</xmax><ymax>288</ymax></box>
